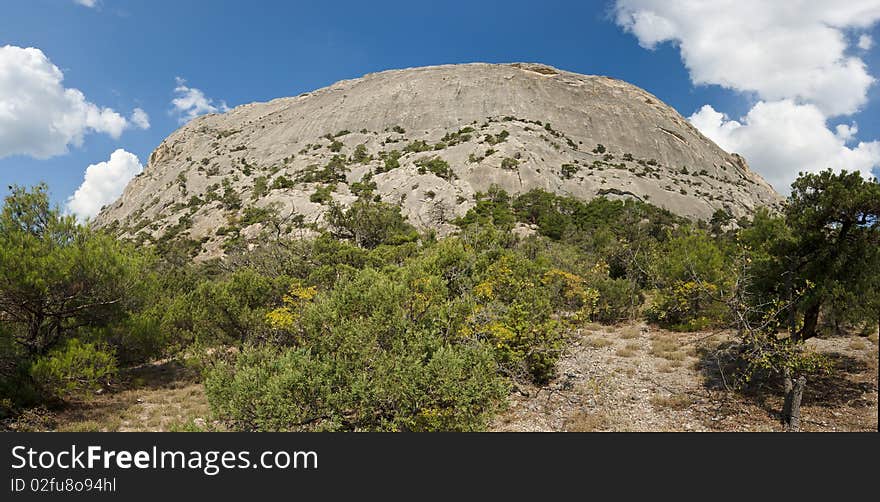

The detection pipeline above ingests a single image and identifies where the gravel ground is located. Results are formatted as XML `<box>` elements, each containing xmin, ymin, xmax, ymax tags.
<box><xmin>491</xmin><ymin>323</ymin><xmax>878</xmax><ymax>432</ymax></box>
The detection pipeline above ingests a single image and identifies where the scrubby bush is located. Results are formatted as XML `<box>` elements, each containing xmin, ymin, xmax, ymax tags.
<box><xmin>351</xmin><ymin>144</ymin><xmax>371</xmax><ymax>164</ymax></box>
<box><xmin>325</xmin><ymin>200</ymin><xmax>418</xmax><ymax>249</ymax></box>
<box><xmin>376</xmin><ymin>150</ymin><xmax>402</xmax><ymax>173</ymax></box>
<box><xmin>453</xmin><ymin>185</ymin><xmax>516</xmax><ymax>229</ymax></box>
<box><xmin>270</xmin><ymin>175</ymin><xmax>295</xmax><ymax>190</ymax></box>
<box><xmin>404</xmin><ymin>140</ymin><xmax>433</xmax><ymax>153</ymax></box>
<box><xmin>592</xmin><ymin>275</ymin><xmax>642</xmax><ymax>323</ymax></box>
<box><xmin>646</xmin><ymin>231</ymin><xmax>730</xmax><ymax>330</ymax></box>
<box><xmin>310</xmin><ymin>185</ymin><xmax>335</xmax><ymax>204</ymax></box>
<box><xmin>501</xmin><ymin>157</ymin><xmax>519</xmax><ymax>170</ymax></box>
<box><xmin>30</xmin><ymin>339</ymin><xmax>117</xmax><ymax>401</ymax></box>
<box><xmin>464</xmin><ymin>253</ymin><xmax>568</xmax><ymax>383</ymax></box>
<box><xmin>415</xmin><ymin>156</ymin><xmax>455</xmax><ymax>180</ymax></box>
<box><xmin>252</xmin><ymin>176</ymin><xmax>269</xmax><ymax>199</ymax></box>
<box><xmin>560</xmin><ymin>163</ymin><xmax>579</xmax><ymax>179</ymax></box>
<box><xmin>205</xmin><ymin>268</ymin><xmax>509</xmax><ymax>431</ymax></box>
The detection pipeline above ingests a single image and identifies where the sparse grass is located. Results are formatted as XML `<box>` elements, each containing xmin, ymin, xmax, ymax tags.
<box><xmin>650</xmin><ymin>334</ymin><xmax>687</xmax><ymax>361</ymax></box>
<box><xmin>616</xmin><ymin>343</ymin><xmax>641</xmax><ymax>358</ymax></box>
<box><xmin>650</xmin><ymin>394</ymin><xmax>692</xmax><ymax>410</ymax></box>
<box><xmin>650</xmin><ymin>334</ymin><xmax>676</xmax><ymax>351</ymax></box>
<box><xmin>619</xmin><ymin>325</ymin><xmax>640</xmax><ymax>339</ymax></box>
<box><xmin>585</xmin><ymin>337</ymin><xmax>613</xmax><ymax>349</ymax></box>
<box><xmin>849</xmin><ymin>338</ymin><xmax>868</xmax><ymax>351</ymax></box>
<box><xmin>564</xmin><ymin>410</ymin><xmax>609</xmax><ymax>432</ymax></box>
<box><xmin>868</xmin><ymin>332</ymin><xmax>879</xmax><ymax>345</ymax></box>
<box><xmin>53</xmin><ymin>383</ymin><xmax>210</xmax><ymax>432</ymax></box>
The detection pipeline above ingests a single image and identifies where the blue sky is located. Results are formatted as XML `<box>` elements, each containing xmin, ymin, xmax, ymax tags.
<box><xmin>2</xmin><ymin>0</ymin><xmax>879</xmax><ymax>213</ymax></box>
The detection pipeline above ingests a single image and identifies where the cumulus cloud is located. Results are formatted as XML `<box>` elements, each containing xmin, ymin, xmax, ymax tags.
<box><xmin>614</xmin><ymin>0</ymin><xmax>880</xmax><ymax>192</ymax></box>
<box><xmin>614</xmin><ymin>1</ymin><xmax>880</xmax><ymax>116</ymax></box>
<box><xmin>67</xmin><ymin>149</ymin><xmax>142</xmax><ymax>221</ymax></box>
<box><xmin>74</xmin><ymin>0</ymin><xmax>98</xmax><ymax>7</ymax></box>
<box><xmin>130</xmin><ymin>108</ymin><xmax>150</xmax><ymax>130</ymax></box>
<box><xmin>0</xmin><ymin>45</ymin><xmax>142</xmax><ymax>159</ymax></box>
<box><xmin>689</xmin><ymin>102</ymin><xmax>880</xmax><ymax>193</ymax></box>
<box><xmin>172</xmin><ymin>77</ymin><xmax>229</xmax><ymax>123</ymax></box>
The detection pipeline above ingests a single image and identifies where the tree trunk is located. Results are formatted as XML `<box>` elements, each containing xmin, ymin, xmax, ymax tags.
<box><xmin>782</xmin><ymin>369</ymin><xmax>807</xmax><ymax>432</ymax></box>
<box><xmin>799</xmin><ymin>301</ymin><xmax>821</xmax><ymax>341</ymax></box>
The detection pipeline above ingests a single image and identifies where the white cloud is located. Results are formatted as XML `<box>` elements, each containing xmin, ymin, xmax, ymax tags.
<box><xmin>614</xmin><ymin>1</ymin><xmax>880</xmax><ymax>116</ymax></box>
<box><xmin>172</xmin><ymin>77</ymin><xmax>229</xmax><ymax>123</ymax></box>
<box><xmin>0</xmin><ymin>45</ymin><xmax>141</xmax><ymax>159</ymax></box>
<box><xmin>835</xmin><ymin>123</ymin><xmax>859</xmax><ymax>143</ymax></box>
<box><xmin>689</xmin><ymin>101</ymin><xmax>880</xmax><ymax>193</ymax></box>
<box><xmin>130</xmin><ymin>108</ymin><xmax>150</xmax><ymax>130</ymax></box>
<box><xmin>614</xmin><ymin>1</ymin><xmax>880</xmax><ymax>193</ymax></box>
<box><xmin>67</xmin><ymin>149</ymin><xmax>143</xmax><ymax>221</ymax></box>
<box><xmin>74</xmin><ymin>0</ymin><xmax>98</xmax><ymax>7</ymax></box>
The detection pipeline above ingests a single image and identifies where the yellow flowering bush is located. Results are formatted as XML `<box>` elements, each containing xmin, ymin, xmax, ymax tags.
<box><xmin>265</xmin><ymin>282</ymin><xmax>318</xmax><ymax>339</ymax></box>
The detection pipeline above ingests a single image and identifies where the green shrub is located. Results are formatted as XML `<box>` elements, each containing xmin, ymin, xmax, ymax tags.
<box><xmin>560</xmin><ymin>163</ymin><xmax>579</xmax><ymax>179</ymax></box>
<box><xmin>593</xmin><ymin>276</ymin><xmax>642</xmax><ymax>323</ymax></box>
<box><xmin>310</xmin><ymin>185</ymin><xmax>335</xmax><ymax>204</ymax></box>
<box><xmin>221</xmin><ymin>179</ymin><xmax>242</xmax><ymax>210</ymax></box>
<box><xmin>240</xmin><ymin>205</ymin><xmax>274</xmax><ymax>226</ymax></box>
<box><xmin>252</xmin><ymin>176</ymin><xmax>269</xmax><ymax>199</ymax></box>
<box><xmin>30</xmin><ymin>339</ymin><xmax>117</xmax><ymax>401</ymax></box>
<box><xmin>270</xmin><ymin>175</ymin><xmax>295</xmax><ymax>190</ymax></box>
<box><xmin>350</xmin><ymin>173</ymin><xmax>378</xmax><ymax>198</ymax></box>
<box><xmin>167</xmin><ymin>268</ymin><xmax>289</xmax><ymax>347</ymax></box>
<box><xmin>205</xmin><ymin>269</ymin><xmax>509</xmax><ymax>431</ymax></box>
<box><xmin>206</xmin><ymin>339</ymin><xmax>507</xmax><ymax>432</ymax></box>
<box><xmin>112</xmin><ymin>309</ymin><xmax>170</xmax><ymax>363</ymax></box>
<box><xmin>440</xmin><ymin>127</ymin><xmax>475</xmax><ymax>146</ymax></box>
<box><xmin>403</xmin><ymin>140</ymin><xmax>433</xmax><ymax>153</ymax></box>
<box><xmin>484</xmin><ymin>130</ymin><xmax>509</xmax><ymax>145</ymax></box>
<box><xmin>350</xmin><ymin>144</ymin><xmax>371</xmax><ymax>164</ymax></box>
<box><xmin>325</xmin><ymin>200</ymin><xmax>417</xmax><ymax>249</ymax></box>
<box><xmin>376</xmin><ymin>150</ymin><xmax>402</xmax><ymax>173</ymax></box>
<box><xmin>454</xmin><ymin>185</ymin><xmax>516</xmax><ymax>229</ymax></box>
<box><xmin>646</xmin><ymin>231</ymin><xmax>730</xmax><ymax>330</ymax></box>
<box><xmin>415</xmin><ymin>156</ymin><xmax>455</xmax><ymax>180</ymax></box>
<box><xmin>467</xmin><ymin>253</ymin><xmax>567</xmax><ymax>383</ymax></box>
<box><xmin>501</xmin><ymin>157</ymin><xmax>519</xmax><ymax>170</ymax></box>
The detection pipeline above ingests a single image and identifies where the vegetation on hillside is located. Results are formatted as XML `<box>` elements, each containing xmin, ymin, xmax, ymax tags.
<box><xmin>1</xmin><ymin>170</ymin><xmax>877</xmax><ymax>431</ymax></box>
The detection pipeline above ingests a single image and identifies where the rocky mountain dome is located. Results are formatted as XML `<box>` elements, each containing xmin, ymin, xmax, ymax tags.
<box><xmin>95</xmin><ymin>62</ymin><xmax>781</xmax><ymax>258</ymax></box>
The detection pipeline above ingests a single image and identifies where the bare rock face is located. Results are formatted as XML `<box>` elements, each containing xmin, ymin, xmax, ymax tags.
<box><xmin>95</xmin><ymin>63</ymin><xmax>781</xmax><ymax>258</ymax></box>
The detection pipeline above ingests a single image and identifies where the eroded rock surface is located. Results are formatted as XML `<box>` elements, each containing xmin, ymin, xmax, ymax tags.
<box><xmin>95</xmin><ymin>63</ymin><xmax>781</xmax><ymax>258</ymax></box>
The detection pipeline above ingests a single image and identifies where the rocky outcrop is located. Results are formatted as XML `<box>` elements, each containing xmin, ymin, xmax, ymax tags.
<box><xmin>95</xmin><ymin>63</ymin><xmax>781</xmax><ymax>258</ymax></box>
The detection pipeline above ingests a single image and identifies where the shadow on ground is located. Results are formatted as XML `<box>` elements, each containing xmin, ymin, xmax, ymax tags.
<box><xmin>696</xmin><ymin>340</ymin><xmax>877</xmax><ymax>426</ymax></box>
